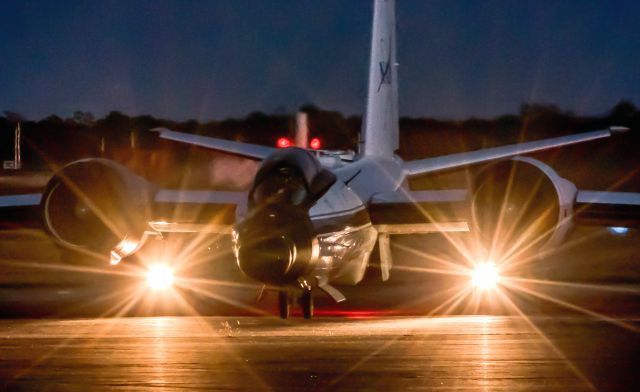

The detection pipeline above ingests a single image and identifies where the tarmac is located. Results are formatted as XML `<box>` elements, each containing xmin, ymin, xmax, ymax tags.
<box><xmin>0</xmin><ymin>227</ymin><xmax>638</xmax><ymax>390</ymax></box>
<box><xmin>0</xmin><ymin>315</ymin><xmax>638</xmax><ymax>391</ymax></box>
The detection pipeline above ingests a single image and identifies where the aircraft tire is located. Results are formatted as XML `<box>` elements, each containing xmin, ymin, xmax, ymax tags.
<box><xmin>301</xmin><ymin>289</ymin><xmax>313</xmax><ymax>319</ymax></box>
<box><xmin>278</xmin><ymin>290</ymin><xmax>290</xmax><ymax>319</ymax></box>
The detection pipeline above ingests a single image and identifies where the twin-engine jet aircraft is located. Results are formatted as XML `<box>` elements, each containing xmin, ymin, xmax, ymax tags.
<box><xmin>2</xmin><ymin>0</ymin><xmax>639</xmax><ymax>318</ymax></box>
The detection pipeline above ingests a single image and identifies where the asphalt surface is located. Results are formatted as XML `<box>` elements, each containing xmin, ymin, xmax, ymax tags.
<box><xmin>0</xmin><ymin>227</ymin><xmax>638</xmax><ymax>390</ymax></box>
<box><xmin>0</xmin><ymin>315</ymin><xmax>638</xmax><ymax>391</ymax></box>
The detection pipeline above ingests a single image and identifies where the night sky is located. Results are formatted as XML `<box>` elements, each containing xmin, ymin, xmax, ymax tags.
<box><xmin>1</xmin><ymin>0</ymin><xmax>638</xmax><ymax>121</ymax></box>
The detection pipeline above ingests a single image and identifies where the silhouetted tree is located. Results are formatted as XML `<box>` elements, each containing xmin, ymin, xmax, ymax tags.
<box><xmin>609</xmin><ymin>100</ymin><xmax>637</xmax><ymax>125</ymax></box>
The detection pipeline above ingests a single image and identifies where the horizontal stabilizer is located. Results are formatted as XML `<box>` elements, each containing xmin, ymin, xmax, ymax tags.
<box><xmin>153</xmin><ymin>128</ymin><xmax>276</xmax><ymax>160</ymax></box>
<box><xmin>403</xmin><ymin>127</ymin><xmax>623</xmax><ymax>177</ymax></box>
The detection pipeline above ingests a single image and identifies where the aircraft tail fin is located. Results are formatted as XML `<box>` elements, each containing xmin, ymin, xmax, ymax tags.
<box><xmin>360</xmin><ymin>0</ymin><xmax>399</xmax><ymax>158</ymax></box>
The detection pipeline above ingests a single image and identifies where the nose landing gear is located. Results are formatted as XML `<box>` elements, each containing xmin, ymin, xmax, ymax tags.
<box><xmin>278</xmin><ymin>290</ymin><xmax>290</xmax><ymax>319</ymax></box>
<box><xmin>301</xmin><ymin>289</ymin><xmax>313</xmax><ymax>319</ymax></box>
<box><xmin>278</xmin><ymin>289</ymin><xmax>314</xmax><ymax>319</ymax></box>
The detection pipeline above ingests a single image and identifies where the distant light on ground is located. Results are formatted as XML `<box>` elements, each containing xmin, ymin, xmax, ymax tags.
<box><xmin>146</xmin><ymin>265</ymin><xmax>174</xmax><ymax>289</ymax></box>
<box><xmin>608</xmin><ymin>226</ymin><xmax>629</xmax><ymax>235</ymax></box>
<box><xmin>472</xmin><ymin>262</ymin><xmax>500</xmax><ymax>289</ymax></box>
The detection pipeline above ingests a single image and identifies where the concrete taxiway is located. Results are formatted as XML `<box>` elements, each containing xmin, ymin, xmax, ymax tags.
<box><xmin>0</xmin><ymin>316</ymin><xmax>638</xmax><ymax>391</ymax></box>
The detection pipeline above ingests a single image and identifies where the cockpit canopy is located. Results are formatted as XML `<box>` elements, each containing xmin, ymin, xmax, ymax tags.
<box><xmin>249</xmin><ymin>147</ymin><xmax>336</xmax><ymax>210</ymax></box>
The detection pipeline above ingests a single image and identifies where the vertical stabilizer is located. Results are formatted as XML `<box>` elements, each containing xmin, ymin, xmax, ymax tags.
<box><xmin>361</xmin><ymin>0</ymin><xmax>398</xmax><ymax>158</ymax></box>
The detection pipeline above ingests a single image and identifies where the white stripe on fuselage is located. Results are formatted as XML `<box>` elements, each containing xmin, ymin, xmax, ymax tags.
<box><xmin>309</xmin><ymin>180</ymin><xmax>366</xmax><ymax>219</ymax></box>
<box><xmin>311</xmin><ymin>155</ymin><xmax>407</xmax><ymax>227</ymax></box>
<box><xmin>334</xmin><ymin>156</ymin><xmax>405</xmax><ymax>203</ymax></box>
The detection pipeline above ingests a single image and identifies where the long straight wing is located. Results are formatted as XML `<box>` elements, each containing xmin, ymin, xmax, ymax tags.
<box><xmin>574</xmin><ymin>190</ymin><xmax>640</xmax><ymax>227</ymax></box>
<box><xmin>0</xmin><ymin>190</ymin><xmax>245</xmax><ymax>234</ymax></box>
<box><xmin>369</xmin><ymin>188</ymin><xmax>640</xmax><ymax>229</ymax></box>
<box><xmin>368</xmin><ymin>189</ymin><xmax>470</xmax><ymax>281</ymax></box>
<box><xmin>0</xmin><ymin>193</ymin><xmax>41</xmax><ymax>207</ymax></box>
<box><xmin>369</xmin><ymin>189</ymin><xmax>469</xmax><ymax>234</ymax></box>
<box><xmin>151</xmin><ymin>189</ymin><xmax>246</xmax><ymax>234</ymax></box>
<box><xmin>0</xmin><ymin>193</ymin><xmax>42</xmax><ymax>227</ymax></box>
<box><xmin>153</xmin><ymin>128</ymin><xmax>276</xmax><ymax>160</ymax></box>
<box><xmin>403</xmin><ymin>127</ymin><xmax>629</xmax><ymax>177</ymax></box>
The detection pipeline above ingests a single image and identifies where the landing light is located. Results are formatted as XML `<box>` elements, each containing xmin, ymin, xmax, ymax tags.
<box><xmin>472</xmin><ymin>262</ymin><xmax>499</xmax><ymax>289</ymax></box>
<box><xmin>146</xmin><ymin>265</ymin><xmax>174</xmax><ymax>290</ymax></box>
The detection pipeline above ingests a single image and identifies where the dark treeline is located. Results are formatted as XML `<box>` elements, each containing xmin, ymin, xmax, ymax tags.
<box><xmin>400</xmin><ymin>101</ymin><xmax>639</xmax><ymax>159</ymax></box>
<box><xmin>1</xmin><ymin>101</ymin><xmax>638</xmax><ymax>190</ymax></box>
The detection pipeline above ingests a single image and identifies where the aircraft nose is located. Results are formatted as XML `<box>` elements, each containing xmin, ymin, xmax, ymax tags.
<box><xmin>237</xmin><ymin>235</ymin><xmax>295</xmax><ymax>284</ymax></box>
<box><xmin>234</xmin><ymin>205</ymin><xmax>316</xmax><ymax>286</ymax></box>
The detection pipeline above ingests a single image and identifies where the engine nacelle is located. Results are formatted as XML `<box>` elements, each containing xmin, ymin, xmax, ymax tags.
<box><xmin>41</xmin><ymin>158</ymin><xmax>154</xmax><ymax>261</ymax></box>
<box><xmin>471</xmin><ymin>157</ymin><xmax>576</xmax><ymax>258</ymax></box>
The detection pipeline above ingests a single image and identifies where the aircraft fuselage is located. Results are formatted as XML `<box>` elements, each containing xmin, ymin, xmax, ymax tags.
<box><xmin>235</xmin><ymin>151</ymin><xmax>406</xmax><ymax>294</ymax></box>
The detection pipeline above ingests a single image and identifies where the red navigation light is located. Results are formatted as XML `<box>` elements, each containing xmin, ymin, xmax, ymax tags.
<box><xmin>309</xmin><ymin>137</ymin><xmax>321</xmax><ymax>150</ymax></box>
<box><xmin>276</xmin><ymin>137</ymin><xmax>292</xmax><ymax>148</ymax></box>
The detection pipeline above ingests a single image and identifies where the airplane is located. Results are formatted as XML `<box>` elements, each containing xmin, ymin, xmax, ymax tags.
<box><xmin>1</xmin><ymin>0</ymin><xmax>639</xmax><ymax>319</ymax></box>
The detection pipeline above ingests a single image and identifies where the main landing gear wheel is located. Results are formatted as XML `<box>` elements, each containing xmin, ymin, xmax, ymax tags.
<box><xmin>278</xmin><ymin>290</ymin><xmax>290</xmax><ymax>319</ymax></box>
<box><xmin>301</xmin><ymin>289</ymin><xmax>313</xmax><ymax>319</ymax></box>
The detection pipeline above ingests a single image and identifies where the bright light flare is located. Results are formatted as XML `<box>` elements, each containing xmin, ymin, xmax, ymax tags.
<box><xmin>309</xmin><ymin>137</ymin><xmax>321</xmax><ymax>150</ymax></box>
<box><xmin>472</xmin><ymin>262</ymin><xmax>500</xmax><ymax>289</ymax></box>
<box><xmin>276</xmin><ymin>137</ymin><xmax>292</xmax><ymax>148</ymax></box>
<box><xmin>146</xmin><ymin>265</ymin><xmax>174</xmax><ymax>290</ymax></box>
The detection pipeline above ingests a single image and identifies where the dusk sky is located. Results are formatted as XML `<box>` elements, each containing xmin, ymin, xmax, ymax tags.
<box><xmin>1</xmin><ymin>0</ymin><xmax>639</xmax><ymax>121</ymax></box>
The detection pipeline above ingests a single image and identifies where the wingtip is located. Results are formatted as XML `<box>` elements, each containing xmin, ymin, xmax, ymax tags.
<box><xmin>609</xmin><ymin>126</ymin><xmax>630</xmax><ymax>133</ymax></box>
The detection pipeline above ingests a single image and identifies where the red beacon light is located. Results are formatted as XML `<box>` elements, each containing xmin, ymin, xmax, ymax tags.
<box><xmin>276</xmin><ymin>137</ymin><xmax>292</xmax><ymax>148</ymax></box>
<box><xmin>309</xmin><ymin>137</ymin><xmax>321</xmax><ymax>150</ymax></box>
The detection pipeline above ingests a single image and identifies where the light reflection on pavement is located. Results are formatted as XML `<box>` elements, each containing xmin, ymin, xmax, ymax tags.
<box><xmin>1</xmin><ymin>315</ymin><xmax>638</xmax><ymax>391</ymax></box>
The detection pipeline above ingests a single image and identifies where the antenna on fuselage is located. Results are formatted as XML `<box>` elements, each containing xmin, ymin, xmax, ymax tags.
<box><xmin>295</xmin><ymin>111</ymin><xmax>309</xmax><ymax>149</ymax></box>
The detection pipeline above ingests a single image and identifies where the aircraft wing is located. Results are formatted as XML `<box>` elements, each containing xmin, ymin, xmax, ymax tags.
<box><xmin>0</xmin><ymin>190</ymin><xmax>245</xmax><ymax>234</ymax></box>
<box><xmin>368</xmin><ymin>189</ymin><xmax>470</xmax><ymax>281</ymax></box>
<box><xmin>403</xmin><ymin>127</ymin><xmax>629</xmax><ymax>177</ymax></box>
<box><xmin>574</xmin><ymin>190</ymin><xmax>640</xmax><ymax>228</ymax></box>
<box><xmin>0</xmin><ymin>193</ymin><xmax>41</xmax><ymax>208</ymax></box>
<box><xmin>150</xmin><ymin>189</ymin><xmax>245</xmax><ymax>234</ymax></box>
<box><xmin>0</xmin><ymin>193</ymin><xmax>42</xmax><ymax>227</ymax></box>
<box><xmin>153</xmin><ymin>128</ymin><xmax>276</xmax><ymax>160</ymax></box>
<box><xmin>369</xmin><ymin>189</ymin><xmax>470</xmax><ymax>234</ymax></box>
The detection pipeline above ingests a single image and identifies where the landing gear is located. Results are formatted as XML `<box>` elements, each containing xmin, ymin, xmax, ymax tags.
<box><xmin>301</xmin><ymin>289</ymin><xmax>313</xmax><ymax>319</ymax></box>
<box><xmin>278</xmin><ymin>290</ymin><xmax>290</xmax><ymax>319</ymax></box>
<box><xmin>277</xmin><ymin>289</ymin><xmax>313</xmax><ymax>319</ymax></box>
